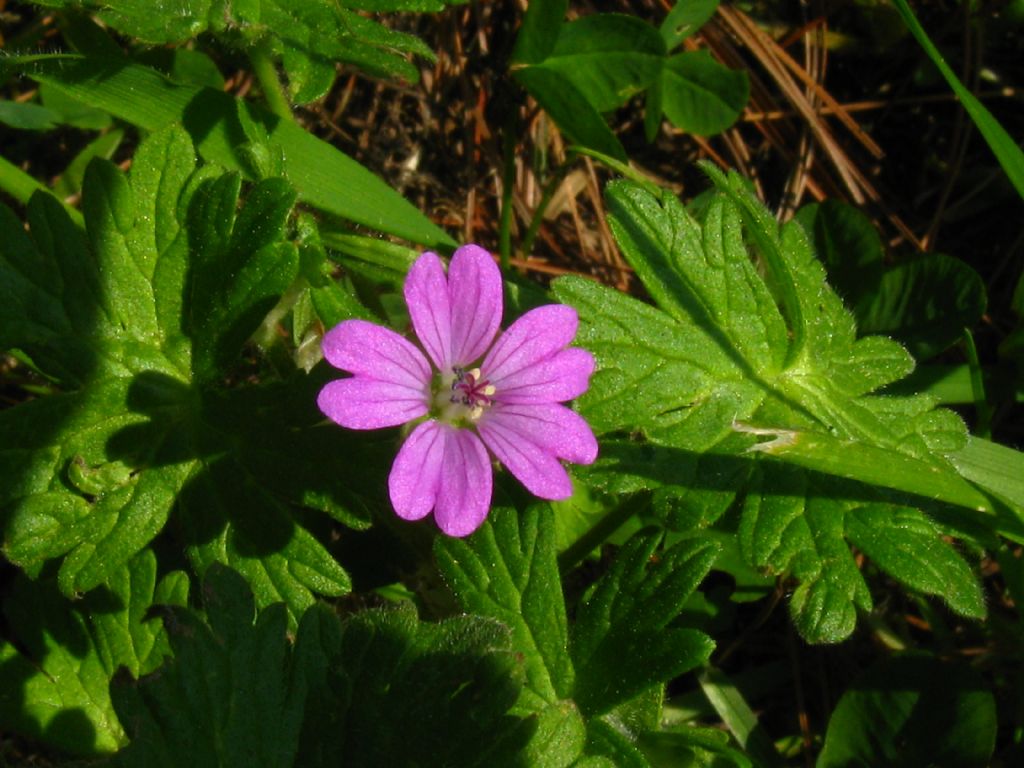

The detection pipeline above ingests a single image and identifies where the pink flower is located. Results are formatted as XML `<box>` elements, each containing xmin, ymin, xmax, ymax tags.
<box><xmin>317</xmin><ymin>244</ymin><xmax>598</xmax><ymax>536</ymax></box>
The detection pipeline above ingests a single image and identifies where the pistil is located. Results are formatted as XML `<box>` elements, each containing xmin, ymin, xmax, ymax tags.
<box><xmin>435</xmin><ymin>366</ymin><xmax>496</xmax><ymax>424</ymax></box>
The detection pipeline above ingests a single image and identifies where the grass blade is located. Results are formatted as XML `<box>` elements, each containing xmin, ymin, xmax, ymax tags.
<box><xmin>890</xmin><ymin>0</ymin><xmax>1024</xmax><ymax>200</ymax></box>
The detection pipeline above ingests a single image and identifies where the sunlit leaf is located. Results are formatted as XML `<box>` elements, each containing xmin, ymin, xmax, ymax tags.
<box><xmin>553</xmin><ymin>167</ymin><xmax>986</xmax><ymax>642</ymax></box>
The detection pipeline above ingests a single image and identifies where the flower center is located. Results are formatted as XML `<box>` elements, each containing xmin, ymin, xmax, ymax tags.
<box><xmin>434</xmin><ymin>366</ymin><xmax>496</xmax><ymax>425</ymax></box>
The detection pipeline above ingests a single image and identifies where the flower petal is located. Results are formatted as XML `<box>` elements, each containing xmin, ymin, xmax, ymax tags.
<box><xmin>448</xmin><ymin>244</ymin><xmax>503</xmax><ymax>365</ymax></box>
<box><xmin>434</xmin><ymin>428</ymin><xmax>493</xmax><ymax>537</ymax></box>
<box><xmin>483</xmin><ymin>305</ymin><xmax>579</xmax><ymax>384</ymax></box>
<box><xmin>477</xmin><ymin>417</ymin><xmax>574</xmax><ymax>500</ymax></box>
<box><xmin>389</xmin><ymin>420</ymin><xmax>446</xmax><ymax>521</ymax></box>
<box><xmin>480</xmin><ymin>402</ymin><xmax>598</xmax><ymax>465</ymax></box>
<box><xmin>494</xmin><ymin>348</ymin><xmax>595</xmax><ymax>404</ymax></box>
<box><xmin>404</xmin><ymin>251</ymin><xmax>452</xmax><ymax>370</ymax></box>
<box><xmin>321</xmin><ymin>319</ymin><xmax>431</xmax><ymax>388</ymax></box>
<box><xmin>317</xmin><ymin>377</ymin><xmax>427</xmax><ymax>429</ymax></box>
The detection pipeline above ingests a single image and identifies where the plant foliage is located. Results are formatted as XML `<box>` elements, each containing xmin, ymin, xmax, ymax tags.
<box><xmin>553</xmin><ymin>167</ymin><xmax>989</xmax><ymax>643</ymax></box>
<box><xmin>0</xmin><ymin>127</ymin><xmax>368</xmax><ymax>625</ymax></box>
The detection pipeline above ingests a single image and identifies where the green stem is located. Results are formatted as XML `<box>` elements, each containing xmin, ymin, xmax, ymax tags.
<box><xmin>0</xmin><ymin>153</ymin><xmax>84</xmax><ymax>228</ymax></box>
<box><xmin>558</xmin><ymin>492</ymin><xmax>650</xmax><ymax>575</ymax></box>
<box><xmin>249</xmin><ymin>43</ymin><xmax>295</xmax><ymax>124</ymax></box>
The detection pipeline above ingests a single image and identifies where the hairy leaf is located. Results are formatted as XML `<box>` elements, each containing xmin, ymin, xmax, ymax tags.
<box><xmin>0</xmin><ymin>126</ymin><xmax>354</xmax><ymax>620</ymax></box>
<box><xmin>0</xmin><ymin>550</ymin><xmax>187</xmax><ymax>755</ymax></box>
<box><xmin>435</xmin><ymin>504</ymin><xmax>574</xmax><ymax>709</ymax></box>
<box><xmin>112</xmin><ymin>564</ymin><xmax>529</xmax><ymax>768</ymax></box>
<box><xmin>35</xmin><ymin>0</ymin><xmax>450</xmax><ymax>102</ymax></box>
<box><xmin>553</xmin><ymin>169</ymin><xmax>986</xmax><ymax>642</ymax></box>
<box><xmin>571</xmin><ymin>530</ymin><xmax>717</xmax><ymax>716</ymax></box>
<box><xmin>797</xmin><ymin>200</ymin><xmax>987</xmax><ymax>361</ymax></box>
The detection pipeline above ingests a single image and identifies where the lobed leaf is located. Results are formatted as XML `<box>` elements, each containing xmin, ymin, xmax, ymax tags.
<box><xmin>796</xmin><ymin>200</ymin><xmax>987</xmax><ymax>361</ymax></box>
<box><xmin>112</xmin><ymin>564</ymin><xmax>530</xmax><ymax>767</ymax></box>
<box><xmin>845</xmin><ymin>504</ymin><xmax>985</xmax><ymax>618</ymax></box>
<box><xmin>0</xmin><ymin>550</ymin><xmax>187</xmax><ymax>756</ymax></box>
<box><xmin>435</xmin><ymin>504</ymin><xmax>574</xmax><ymax>708</ymax></box>
<box><xmin>328</xmin><ymin>605</ymin><xmax>530</xmax><ymax>768</ymax></box>
<box><xmin>35</xmin><ymin>0</ymin><xmax>447</xmax><ymax>102</ymax></box>
<box><xmin>1</xmin><ymin>126</ymin><xmax>355</xmax><ymax>622</ymax></box>
<box><xmin>553</xmin><ymin>171</ymin><xmax>987</xmax><ymax>642</ymax></box>
<box><xmin>187</xmin><ymin>174</ymin><xmax>299</xmax><ymax>381</ymax></box>
<box><xmin>571</xmin><ymin>530</ymin><xmax>717</xmax><ymax>716</ymax></box>
<box><xmin>110</xmin><ymin>564</ymin><xmax>313</xmax><ymax>768</ymax></box>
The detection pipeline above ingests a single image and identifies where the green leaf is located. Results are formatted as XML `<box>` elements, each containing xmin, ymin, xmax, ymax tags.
<box><xmin>435</xmin><ymin>504</ymin><xmax>575</xmax><ymax>708</ymax></box>
<box><xmin>0</xmin><ymin>127</ymin><xmax>198</xmax><ymax>589</ymax></box>
<box><xmin>697</xmin><ymin>666</ymin><xmax>784</xmax><ymax>768</ymax></box>
<box><xmin>110</xmin><ymin>563</ymin><xmax>313</xmax><ymax>767</ymax></box>
<box><xmin>552</xmin><ymin>172</ymin><xmax>986</xmax><ymax>642</ymax></box>
<box><xmin>39</xmin><ymin>80</ymin><xmax>114</xmax><ymax>130</ymax></box>
<box><xmin>571</xmin><ymin>530</ymin><xmax>717</xmax><ymax>716</ymax></box>
<box><xmin>113</xmin><ymin>564</ymin><xmax>530</xmax><ymax>767</ymax></box>
<box><xmin>0</xmin><ymin>550</ymin><xmax>187</xmax><ymax>756</ymax></box>
<box><xmin>845</xmin><ymin>503</ymin><xmax>985</xmax><ymax>618</ymax></box>
<box><xmin>856</xmin><ymin>253</ymin><xmax>987</xmax><ymax>361</ymax></box>
<box><xmin>585</xmin><ymin>718</ymin><xmax>652</xmax><ymax>767</ymax></box>
<box><xmin>0</xmin><ymin>196</ymin><xmax>93</xmax><ymax>384</ymax></box>
<box><xmin>659</xmin><ymin>0</ymin><xmax>720</xmax><ymax>51</ymax></box>
<box><xmin>535</xmin><ymin>14</ymin><xmax>666</xmax><ymax>113</ymax></box>
<box><xmin>512</xmin><ymin>0</ymin><xmax>568</xmax><ymax>64</ymax></box>
<box><xmin>0</xmin><ymin>99</ymin><xmax>61</xmax><ymax>131</ymax></box>
<box><xmin>797</xmin><ymin>200</ymin><xmax>988</xmax><ymax>361</ymax></box>
<box><xmin>638</xmin><ymin>725</ymin><xmax>753</xmax><ymax>768</ymax></box>
<box><xmin>166</xmin><ymin>48</ymin><xmax>227</xmax><ymax>89</ymax></box>
<box><xmin>948</xmin><ymin>435</ymin><xmax>1024</xmax><ymax>517</ymax></box>
<box><xmin>327</xmin><ymin>604</ymin><xmax>531</xmax><ymax>768</ymax></box>
<box><xmin>519</xmin><ymin>701</ymin><xmax>587</xmax><ymax>768</ymax></box>
<box><xmin>347</xmin><ymin>1</ymin><xmax>460</xmax><ymax>10</ymax></box>
<box><xmin>41</xmin><ymin>0</ymin><xmax>441</xmax><ymax>101</ymax></box>
<box><xmin>793</xmin><ymin>199</ymin><xmax>884</xmax><ymax>310</ymax></box>
<box><xmin>818</xmin><ymin>654</ymin><xmax>997</xmax><ymax>768</ymax></box>
<box><xmin>658</xmin><ymin>50</ymin><xmax>748</xmax><ymax>137</ymax></box>
<box><xmin>178</xmin><ymin>450</ymin><xmax>352</xmax><ymax>628</ymax></box>
<box><xmin>1</xmin><ymin>126</ymin><xmax>354</xmax><ymax>620</ymax></box>
<box><xmin>53</xmin><ymin>128</ymin><xmax>125</xmax><ymax>199</ymax></box>
<box><xmin>187</xmin><ymin>175</ymin><xmax>299</xmax><ymax>380</ymax></box>
<box><xmin>22</xmin><ymin>56</ymin><xmax>453</xmax><ymax>249</ymax></box>
<box><xmin>90</xmin><ymin>0</ymin><xmax>220</xmax><ymax>44</ymax></box>
<box><xmin>744</xmin><ymin>426</ymin><xmax>992</xmax><ymax>517</ymax></box>
<box><xmin>514</xmin><ymin>66</ymin><xmax>628</xmax><ymax>162</ymax></box>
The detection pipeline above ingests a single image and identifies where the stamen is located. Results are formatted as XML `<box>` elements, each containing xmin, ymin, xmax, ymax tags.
<box><xmin>438</xmin><ymin>364</ymin><xmax>497</xmax><ymax>424</ymax></box>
